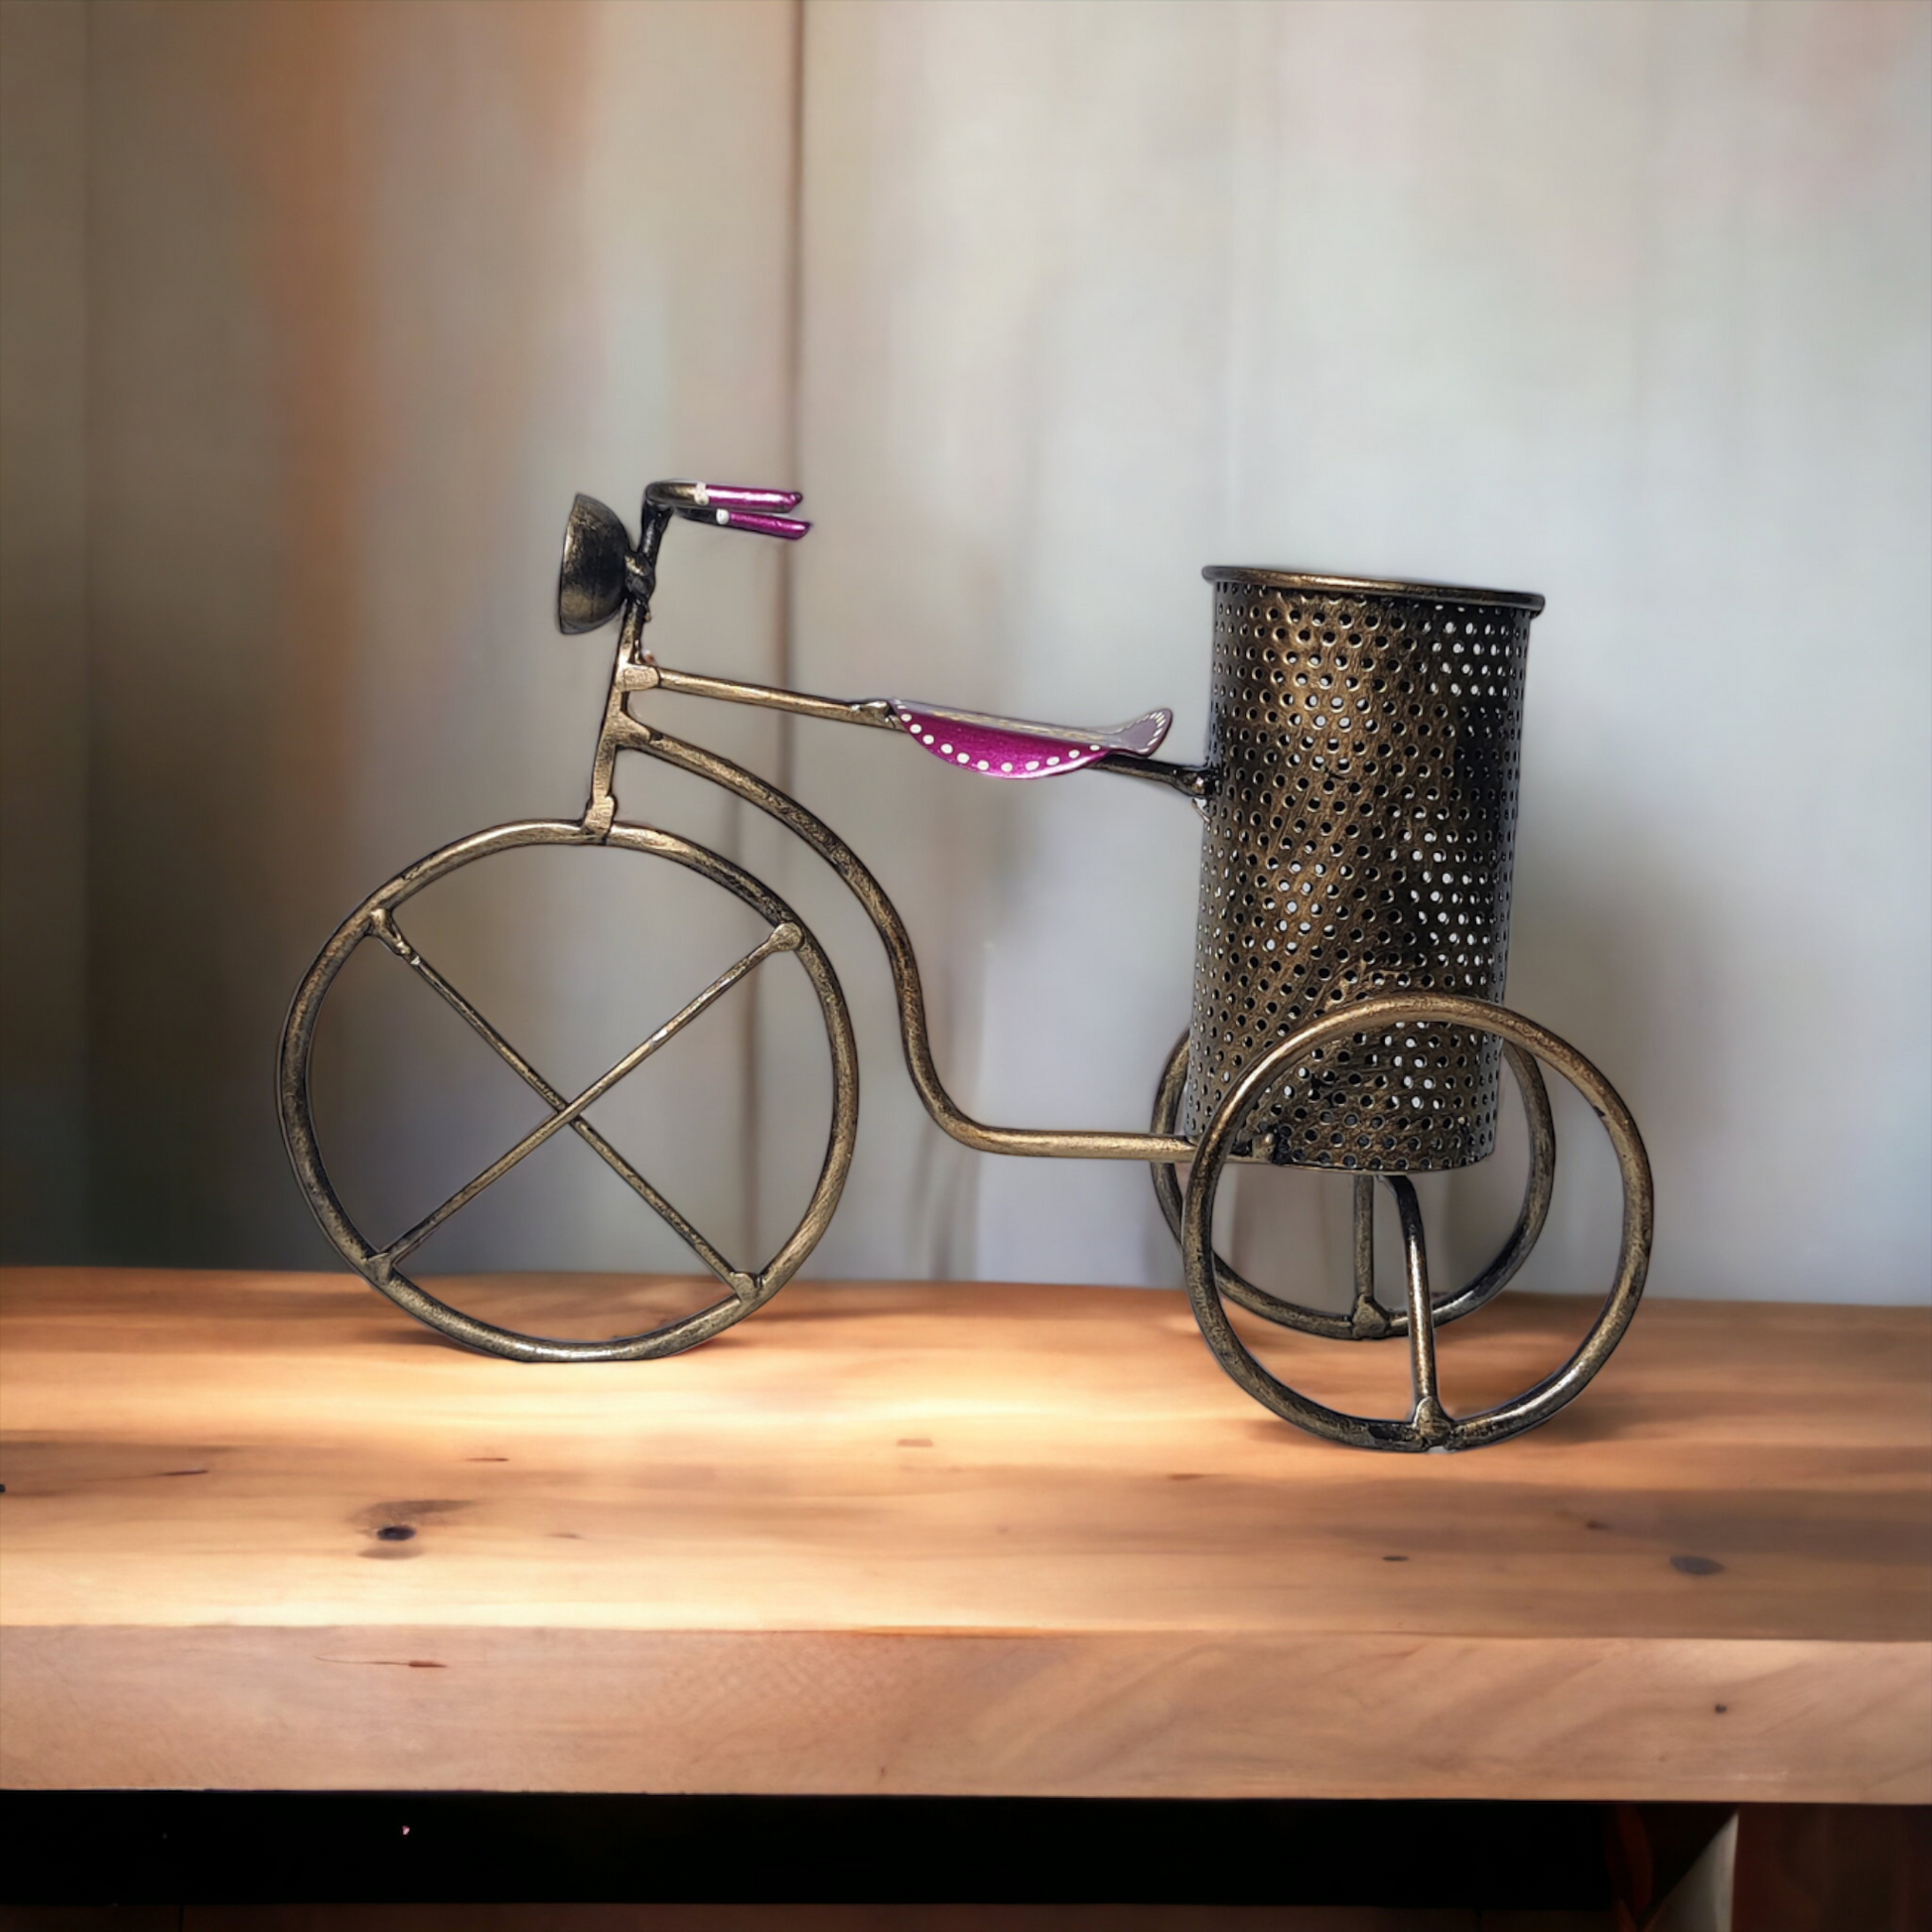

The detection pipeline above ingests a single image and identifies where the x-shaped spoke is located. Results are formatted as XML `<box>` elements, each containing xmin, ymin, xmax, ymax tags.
<box><xmin>366</xmin><ymin>907</ymin><xmax>799</xmax><ymax>1283</ymax></box>
<box><xmin>367</xmin><ymin>910</ymin><xmax>750</xmax><ymax>1290</ymax></box>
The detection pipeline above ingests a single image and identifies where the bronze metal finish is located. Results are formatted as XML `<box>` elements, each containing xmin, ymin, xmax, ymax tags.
<box><xmin>1180</xmin><ymin>992</ymin><xmax>1651</xmax><ymax>1450</ymax></box>
<box><xmin>632</xmin><ymin>714</ymin><xmax>1194</xmax><ymax>1165</ymax></box>
<box><xmin>652</xmin><ymin>665</ymin><xmax>902</xmax><ymax>732</ymax></box>
<box><xmin>279</xmin><ymin>483</ymin><xmax>1653</xmax><ymax>1449</ymax></box>
<box><xmin>280</xmin><ymin>821</ymin><xmax>858</xmax><ymax>1361</ymax></box>
<box><xmin>1181</xmin><ymin>569</ymin><xmax>1537</xmax><ymax>1171</ymax></box>
<box><xmin>1148</xmin><ymin>1029</ymin><xmax>1557</xmax><ymax>1340</ymax></box>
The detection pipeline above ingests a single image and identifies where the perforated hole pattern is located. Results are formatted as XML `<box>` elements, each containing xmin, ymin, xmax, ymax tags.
<box><xmin>1179</xmin><ymin>577</ymin><xmax>1536</xmax><ymax>1172</ymax></box>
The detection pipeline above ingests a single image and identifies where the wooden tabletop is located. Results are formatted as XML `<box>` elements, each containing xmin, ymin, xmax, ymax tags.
<box><xmin>2</xmin><ymin>1267</ymin><xmax>1926</xmax><ymax>1802</ymax></box>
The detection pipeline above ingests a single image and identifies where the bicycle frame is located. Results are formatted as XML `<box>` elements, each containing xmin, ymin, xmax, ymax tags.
<box><xmin>582</xmin><ymin>601</ymin><xmax>1198</xmax><ymax>1165</ymax></box>
<box><xmin>279</xmin><ymin>480</ymin><xmax>1651</xmax><ymax>1445</ymax></box>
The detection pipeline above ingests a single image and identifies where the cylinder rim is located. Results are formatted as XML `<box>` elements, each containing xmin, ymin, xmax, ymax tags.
<box><xmin>1201</xmin><ymin>565</ymin><xmax>1545</xmax><ymax>612</ymax></box>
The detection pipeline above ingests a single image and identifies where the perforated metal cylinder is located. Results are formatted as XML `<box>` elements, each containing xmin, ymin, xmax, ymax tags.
<box><xmin>1180</xmin><ymin>568</ymin><xmax>1544</xmax><ymax>1172</ymax></box>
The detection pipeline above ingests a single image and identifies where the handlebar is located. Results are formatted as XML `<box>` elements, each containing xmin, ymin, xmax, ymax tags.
<box><xmin>644</xmin><ymin>479</ymin><xmax>810</xmax><ymax>541</ymax></box>
<box><xmin>558</xmin><ymin>480</ymin><xmax>809</xmax><ymax>634</ymax></box>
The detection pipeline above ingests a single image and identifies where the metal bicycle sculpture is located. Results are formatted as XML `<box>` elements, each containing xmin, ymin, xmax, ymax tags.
<box><xmin>280</xmin><ymin>478</ymin><xmax>1653</xmax><ymax>1451</ymax></box>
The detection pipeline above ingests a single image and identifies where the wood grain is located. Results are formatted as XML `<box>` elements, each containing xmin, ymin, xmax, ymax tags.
<box><xmin>2</xmin><ymin>1269</ymin><xmax>1926</xmax><ymax>1800</ymax></box>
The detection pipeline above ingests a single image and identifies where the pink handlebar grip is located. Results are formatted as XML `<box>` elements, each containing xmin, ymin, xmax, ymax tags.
<box><xmin>700</xmin><ymin>484</ymin><xmax>803</xmax><ymax>510</ymax></box>
<box><xmin>645</xmin><ymin>479</ymin><xmax>811</xmax><ymax>539</ymax></box>
<box><xmin>699</xmin><ymin>506</ymin><xmax>811</xmax><ymax>540</ymax></box>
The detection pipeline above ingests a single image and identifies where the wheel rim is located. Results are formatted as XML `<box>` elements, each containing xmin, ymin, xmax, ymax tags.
<box><xmin>1150</xmin><ymin>1030</ymin><xmax>1556</xmax><ymax>1338</ymax></box>
<box><xmin>279</xmin><ymin>819</ymin><xmax>858</xmax><ymax>1362</ymax></box>
<box><xmin>1179</xmin><ymin>994</ymin><xmax>1651</xmax><ymax>1450</ymax></box>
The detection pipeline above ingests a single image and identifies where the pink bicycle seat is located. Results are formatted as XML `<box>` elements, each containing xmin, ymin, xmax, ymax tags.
<box><xmin>892</xmin><ymin>699</ymin><xmax>1173</xmax><ymax>778</ymax></box>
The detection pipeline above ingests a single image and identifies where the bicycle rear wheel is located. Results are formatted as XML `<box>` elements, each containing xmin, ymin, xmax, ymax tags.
<box><xmin>1179</xmin><ymin>994</ymin><xmax>1650</xmax><ymax>1450</ymax></box>
<box><xmin>1149</xmin><ymin>1030</ymin><xmax>1554</xmax><ymax>1339</ymax></box>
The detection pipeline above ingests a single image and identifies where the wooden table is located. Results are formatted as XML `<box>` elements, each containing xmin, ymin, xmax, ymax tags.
<box><xmin>2</xmin><ymin>1268</ymin><xmax>1926</xmax><ymax>1803</ymax></box>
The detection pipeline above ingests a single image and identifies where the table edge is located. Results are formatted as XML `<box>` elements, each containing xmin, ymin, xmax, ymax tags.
<box><xmin>5</xmin><ymin>1624</ymin><xmax>1925</xmax><ymax>1805</ymax></box>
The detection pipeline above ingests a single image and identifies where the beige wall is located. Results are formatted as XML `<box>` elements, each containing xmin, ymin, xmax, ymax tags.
<box><xmin>0</xmin><ymin>0</ymin><xmax>87</xmax><ymax>1258</ymax></box>
<box><xmin>2</xmin><ymin>0</ymin><xmax>1927</xmax><ymax>1305</ymax></box>
<box><xmin>782</xmin><ymin>0</ymin><xmax>1931</xmax><ymax>1304</ymax></box>
<box><xmin>6</xmin><ymin>0</ymin><xmax>801</xmax><ymax>1272</ymax></box>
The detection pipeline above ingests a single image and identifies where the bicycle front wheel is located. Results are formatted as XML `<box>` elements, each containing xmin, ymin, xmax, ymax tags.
<box><xmin>279</xmin><ymin>819</ymin><xmax>858</xmax><ymax>1361</ymax></box>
